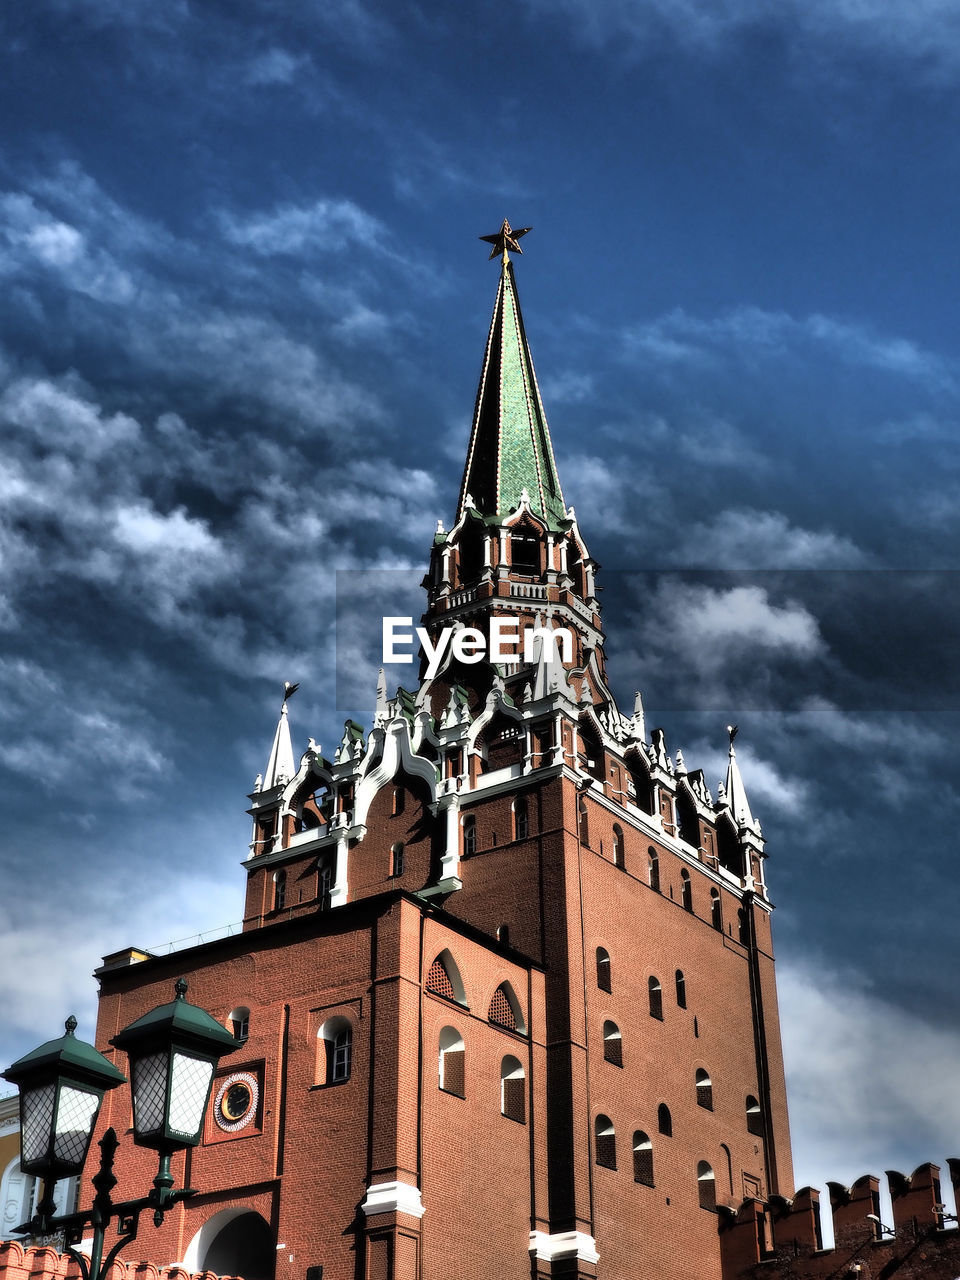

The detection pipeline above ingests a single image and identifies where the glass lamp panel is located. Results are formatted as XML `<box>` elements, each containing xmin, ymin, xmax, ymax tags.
<box><xmin>167</xmin><ymin>1053</ymin><xmax>213</xmax><ymax>1141</ymax></box>
<box><xmin>21</xmin><ymin>1084</ymin><xmax>56</xmax><ymax>1166</ymax></box>
<box><xmin>131</xmin><ymin>1051</ymin><xmax>169</xmax><ymax>1137</ymax></box>
<box><xmin>52</xmin><ymin>1086</ymin><xmax>100</xmax><ymax>1169</ymax></box>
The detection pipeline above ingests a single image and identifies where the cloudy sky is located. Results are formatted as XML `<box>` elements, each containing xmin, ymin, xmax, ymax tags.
<box><xmin>3</xmin><ymin>0</ymin><xmax>960</xmax><ymax>1214</ymax></box>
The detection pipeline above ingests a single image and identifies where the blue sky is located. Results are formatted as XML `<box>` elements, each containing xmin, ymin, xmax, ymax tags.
<box><xmin>2</xmin><ymin>0</ymin><xmax>960</xmax><ymax>1209</ymax></box>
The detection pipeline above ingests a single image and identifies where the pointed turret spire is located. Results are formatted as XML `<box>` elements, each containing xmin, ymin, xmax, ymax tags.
<box><xmin>724</xmin><ymin>724</ymin><xmax>755</xmax><ymax>828</ymax></box>
<box><xmin>457</xmin><ymin>225</ymin><xmax>567</xmax><ymax>530</ymax></box>
<box><xmin>263</xmin><ymin>685</ymin><xmax>297</xmax><ymax>790</ymax></box>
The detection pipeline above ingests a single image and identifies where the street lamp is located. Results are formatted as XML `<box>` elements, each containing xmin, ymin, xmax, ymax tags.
<box><xmin>2</xmin><ymin>979</ymin><xmax>240</xmax><ymax>1280</ymax></box>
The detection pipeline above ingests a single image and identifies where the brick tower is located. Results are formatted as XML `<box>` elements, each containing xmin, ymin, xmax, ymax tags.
<box><xmin>89</xmin><ymin>223</ymin><xmax>793</xmax><ymax>1280</ymax></box>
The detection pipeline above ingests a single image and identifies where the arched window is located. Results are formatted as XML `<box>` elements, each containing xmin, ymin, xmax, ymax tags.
<box><xmin>633</xmin><ymin>1132</ymin><xmax>654</xmax><ymax>1186</ymax></box>
<box><xmin>317</xmin><ymin>1017</ymin><xmax>353</xmax><ymax>1085</ymax></box>
<box><xmin>487</xmin><ymin>981</ymin><xmax>525</xmax><ymax>1033</ymax></box>
<box><xmin>696</xmin><ymin>1068</ymin><xmax>713</xmax><ymax>1110</ymax></box>
<box><xmin>738</xmin><ymin>908</ymin><xmax>750</xmax><ymax>946</ymax></box>
<box><xmin>392</xmin><ymin>786</ymin><xmax>405</xmax><ymax>816</ymax></box>
<box><xmin>681</xmin><ymin>868</ymin><xmax>693</xmax><ymax>912</ymax></box>
<box><xmin>648</xmin><ymin>976</ymin><xmax>663</xmax><ymax>1021</ymax></box>
<box><xmin>426</xmin><ymin>950</ymin><xmax>467</xmax><ymax>1005</ymax></box>
<box><xmin>500</xmin><ymin>1055</ymin><xmax>525</xmax><ymax>1123</ymax></box>
<box><xmin>391</xmin><ymin>843</ymin><xmax>404</xmax><ymax>878</ymax></box>
<box><xmin>612</xmin><ymin>823</ymin><xmax>625</xmax><ymax>869</ymax></box>
<box><xmin>463</xmin><ymin>814</ymin><xmax>477</xmax><ymax>856</ymax></box>
<box><xmin>648</xmin><ymin>847</ymin><xmax>660</xmax><ymax>892</ymax></box>
<box><xmin>496</xmin><ymin>924</ymin><xmax>510</xmax><ymax>945</ymax></box>
<box><xmin>676</xmin><ymin>791</ymin><xmax>699</xmax><ymax>847</ymax></box>
<box><xmin>602</xmin><ymin>1020</ymin><xmax>623</xmax><ymax>1067</ymax></box>
<box><xmin>657</xmin><ymin>1103</ymin><xmax>672</xmax><ymax>1137</ymax></box>
<box><xmin>698</xmin><ymin>1161</ymin><xmax>716</xmax><ymax>1211</ymax></box>
<box><xmin>438</xmin><ymin>1027</ymin><xmax>465</xmax><ymax>1096</ymax></box>
<box><xmin>578</xmin><ymin>793</ymin><xmax>589</xmax><ymax>846</ymax></box>
<box><xmin>511</xmin><ymin>529</ymin><xmax>540</xmax><ymax>575</ymax></box>
<box><xmin>746</xmin><ymin>1095</ymin><xmax>763</xmax><ymax>1137</ymax></box>
<box><xmin>229</xmin><ymin>1006</ymin><xmax>250</xmax><ymax>1042</ymax></box>
<box><xmin>514</xmin><ymin>796</ymin><xmax>529</xmax><ymax>841</ymax></box>
<box><xmin>596</xmin><ymin>947</ymin><xmax>611</xmax><ymax>993</ymax></box>
<box><xmin>711</xmin><ymin>889</ymin><xmax>722</xmax><ymax>931</ymax></box>
<box><xmin>595</xmin><ymin>1115</ymin><xmax>616</xmax><ymax>1169</ymax></box>
<box><xmin>273</xmin><ymin>869</ymin><xmax>286</xmax><ymax>912</ymax></box>
<box><xmin>675</xmin><ymin>970</ymin><xmax>686</xmax><ymax>1009</ymax></box>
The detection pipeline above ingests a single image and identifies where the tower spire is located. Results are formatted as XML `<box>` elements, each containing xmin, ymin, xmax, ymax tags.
<box><xmin>724</xmin><ymin>724</ymin><xmax>755</xmax><ymax>828</ymax></box>
<box><xmin>457</xmin><ymin>224</ymin><xmax>567</xmax><ymax>530</ymax></box>
<box><xmin>262</xmin><ymin>684</ymin><xmax>297</xmax><ymax>790</ymax></box>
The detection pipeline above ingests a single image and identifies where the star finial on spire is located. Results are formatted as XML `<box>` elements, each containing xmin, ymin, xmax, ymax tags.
<box><xmin>479</xmin><ymin>218</ymin><xmax>532</xmax><ymax>264</ymax></box>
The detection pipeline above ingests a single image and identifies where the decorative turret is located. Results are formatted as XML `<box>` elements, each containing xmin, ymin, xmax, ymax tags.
<box><xmin>724</xmin><ymin>724</ymin><xmax>755</xmax><ymax>829</ymax></box>
<box><xmin>262</xmin><ymin>689</ymin><xmax>296</xmax><ymax>791</ymax></box>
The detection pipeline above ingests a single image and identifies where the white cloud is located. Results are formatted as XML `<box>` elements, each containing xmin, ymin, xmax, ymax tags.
<box><xmin>676</xmin><ymin>418</ymin><xmax>769</xmax><ymax>472</ymax></box>
<box><xmin>642</xmin><ymin>581</ymin><xmax>824</xmax><ymax>674</ymax></box>
<box><xmin>779</xmin><ymin>955</ymin><xmax>960</xmax><ymax>1194</ymax></box>
<box><xmin>218</xmin><ymin>198</ymin><xmax>386</xmax><ymax>257</ymax></box>
<box><xmin>0</xmin><ymin>375</ymin><xmax>140</xmax><ymax>455</ymax></box>
<box><xmin>0</xmin><ymin>192</ymin><xmax>135</xmax><ymax>303</ymax></box>
<box><xmin>0</xmin><ymin>868</ymin><xmax>242</xmax><ymax>1072</ymax></box>
<box><xmin>670</xmin><ymin>509</ymin><xmax>867</xmax><ymax>569</ymax></box>
<box><xmin>623</xmin><ymin>306</ymin><xmax>954</xmax><ymax>391</ymax></box>
<box><xmin>245</xmin><ymin>47</ymin><xmax>311</xmax><ymax>86</ymax></box>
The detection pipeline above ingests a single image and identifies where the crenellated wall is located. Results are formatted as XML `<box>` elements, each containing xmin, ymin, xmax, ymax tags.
<box><xmin>721</xmin><ymin>1159</ymin><xmax>960</xmax><ymax>1279</ymax></box>
<box><xmin>0</xmin><ymin>1243</ymin><xmax>240</xmax><ymax>1280</ymax></box>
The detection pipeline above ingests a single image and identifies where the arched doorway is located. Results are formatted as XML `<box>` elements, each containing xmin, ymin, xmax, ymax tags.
<box><xmin>184</xmin><ymin>1209</ymin><xmax>275</xmax><ymax>1280</ymax></box>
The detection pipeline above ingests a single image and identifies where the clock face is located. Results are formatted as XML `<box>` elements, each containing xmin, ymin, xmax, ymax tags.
<box><xmin>214</xmin><ymin>1072</ymin><xmax>259</xmax><ymax>1132</ymax></box>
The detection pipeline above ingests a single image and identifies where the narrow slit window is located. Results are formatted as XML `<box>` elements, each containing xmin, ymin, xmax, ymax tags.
<box><xmin>681</xmin><ymin>869</ymin><xmax>693</xmax><ymax>913</ymax></box>
<box><xmin>578</xmin><ymin>794</ymin><xmax>589</xmax><ymax>847</ymax></box>
<box><xmin>648</xmin><ymin>976</ymin><xmax>663</xmax><ymax>1021</ymax></box>
<box><xmin>657</xmin><ymin>1103</ymin><xmax>672</xmax><ymax>1137</ymax></box>
<box><xmin>648</xmin><ymin>848</ymin><xmax>660</xmax><ymax>892</ymax></box>
<box><xmin>439</xmin><ymin>1027</ymin><xmax>465</xmax><ymax>1097</ymax></box>
<box><xmin>500</xmin><ymin>1056</ymin><xmax>525</xmax><ymax>1123</ymax></box>
<box><xmin>463</xmin><ymin>814</ymin><xmax>477</xmax><ymax>856</ymax></box>
<box><xmin>698</xmin><ymin>1161</ymin><xmax>716</xmax><ymax>1211</ymax></box>
<box><xmin>515</xmin><ymin>796</ymin><xmax>529</xmax><ymax>841</ymax></box>
<box><xmin>633</xmin><ymin>1132</ymin><xmax>654</xmax><ymax>1186</ymax></box>
<box><xmin>273</xmin><ymin>869</ymin><xmax>286</xmax><ymax>912</ymax></box>
<box><xmin>711</xmin><ymin>889</ymin><xmax>722</xmax><ymax>931</ymax></box>
<box><xmin>613</xmin><ymin>823</ymin><xmax>625</xmax><ymax>869</ymax></box>
<box><xmin>595</xmin><ymin>1116</ymin><xmax>616</xmax><ymax>1169</ymax></box>
<box><xmin>596</xmin><ymin>947</ymin><xmax>611</xmax><ymax>993</ymax></box>
<box><xmin>391</xmin><ymin>843</ymin><xmax>404</xmax><ymax>878</ymax></box>
<box><xmin>675</xmin><ymin>970</ymin><xmax>686</xmax><ymax>1009</ymax></box>
<box><xmin>696</xmin><ymin>1068</ymin><xmax>713</xmax><ymax>1110</ymax></box>
<box><xmin>603</xmin><ymin>1020</ymin><xmax>623</xmax><ymax>1067</ymax></box>
<box><xmin>746</xmin><ymin>1095</ymin><xmax>763</xmax><ymax>1137</ymax></box>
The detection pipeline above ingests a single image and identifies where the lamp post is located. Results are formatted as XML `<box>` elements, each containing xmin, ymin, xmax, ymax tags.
<box><xmin>2</xmin><ymin>979</ymin><xmax>240</xmax><ymax>1280</ymax></box>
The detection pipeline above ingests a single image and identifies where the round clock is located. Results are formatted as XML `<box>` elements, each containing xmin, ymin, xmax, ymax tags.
<box><xmin>214</xmin><ymin>1071</ymin><xmax>259</xmax><ymax>1132</ymax></box>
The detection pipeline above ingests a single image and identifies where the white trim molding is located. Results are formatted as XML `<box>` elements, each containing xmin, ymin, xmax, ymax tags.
<box><xmin>360</xmin><ymin>1180</ymin><xmax>426</xmax><ymax>1219</ymax></box>
<box><xmin>529</xmin><ymin>1230</ymin><xmax>599</xmax><ymax>1264</ymax></box>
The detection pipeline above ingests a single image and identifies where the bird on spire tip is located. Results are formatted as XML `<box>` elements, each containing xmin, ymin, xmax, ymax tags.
<box><xmin>479</xmin><ymin>218</ymin><xmax>532</xmax><ymax>265</ymax></box>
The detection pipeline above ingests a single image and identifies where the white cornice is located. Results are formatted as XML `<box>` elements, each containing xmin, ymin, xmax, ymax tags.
<box><xmin>529</xmin><ymin>1231</ymin><xmax>599</xmax><ymax>1264</ymax></box>
<box><xmin>360</xmin><ymin>1181</ymin><xmax>426</xmax><ymax>1219</ymax></box>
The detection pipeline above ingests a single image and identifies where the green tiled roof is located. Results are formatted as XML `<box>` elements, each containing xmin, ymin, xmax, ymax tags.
<box><xmin>457</xmin><ymin>262</ymin><xmax>567</xmax><ymax>531</ymax></box>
